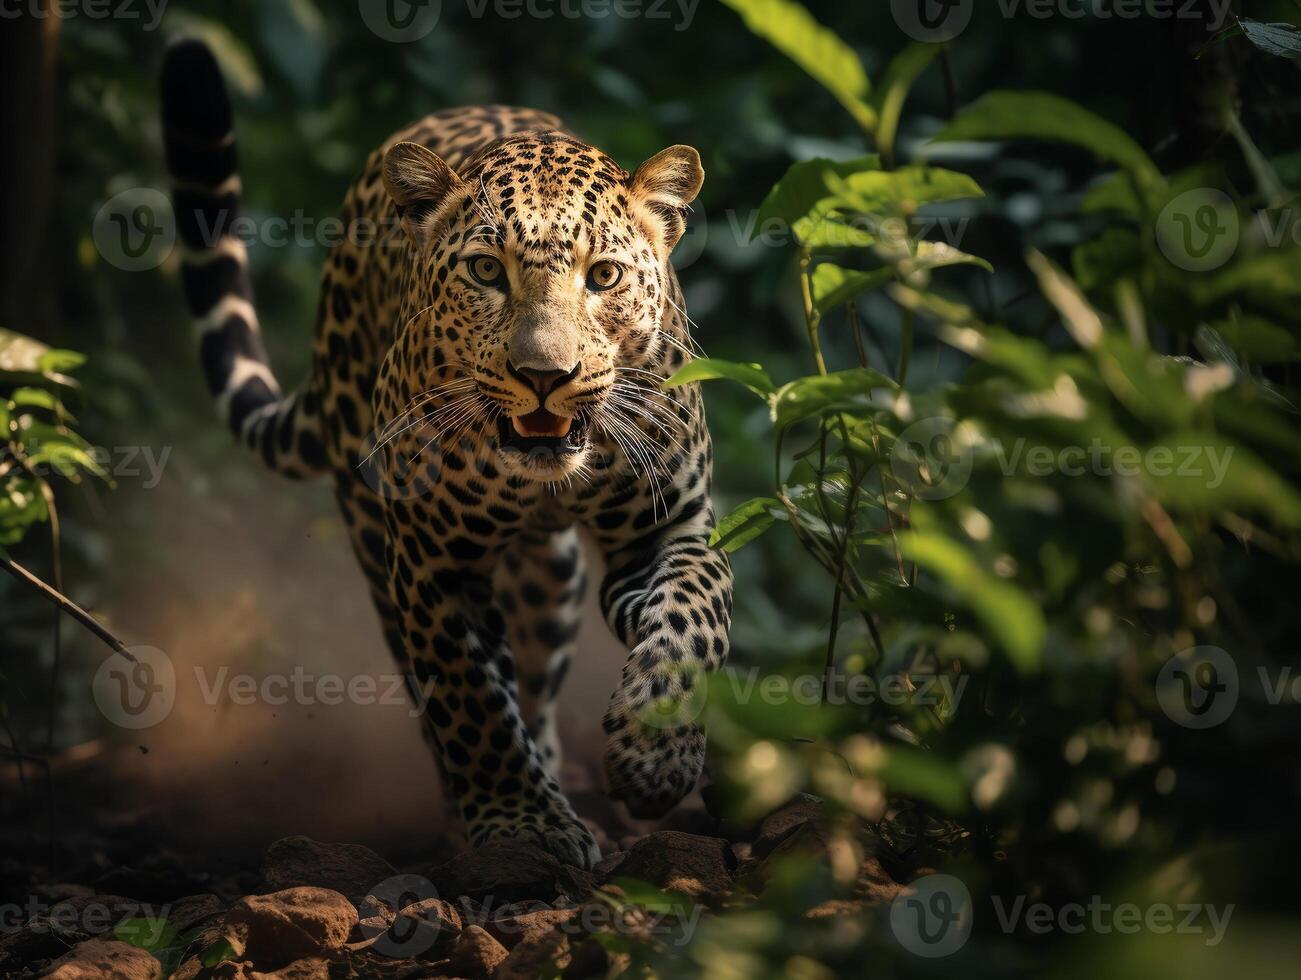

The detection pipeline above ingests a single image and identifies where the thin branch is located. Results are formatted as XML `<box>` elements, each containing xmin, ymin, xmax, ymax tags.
<box><xmin>1</xmin><ymin>556</ymin><xmax>135</xmax><ymax>662</ymax></box>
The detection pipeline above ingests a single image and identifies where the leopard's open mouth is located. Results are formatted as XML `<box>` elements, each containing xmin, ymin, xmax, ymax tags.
<box><xmin>496</xmin><ymin>408</ymin><xmax>587</xmax><ymax>456</ymax></box>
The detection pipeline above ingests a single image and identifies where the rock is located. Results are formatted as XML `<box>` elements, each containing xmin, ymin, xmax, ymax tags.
<box><xmin>805</xmin><ymin>898</ymin><xmax>869</xmax><ymax>918</ymax></box>
<box><xmin>41</xmin><ymin>937</ymin><xmax>161</xmax><ymax>979</ymax></box>
<box><xmin>224</xmin><ymin>887</ymin><xmax>357</xmax><ymax>969</ymax></box>
<box><xmin>428</xmin><ymin>842</ymin><xmax>587</xmax><ymax>905</ymax></box>
<box><xmin>261</xmin><ymin>838</ymin><xmax>396</xmax><ymax>902</ymax></box>
<box><xmin>25</xmin><ymin>894</ymin><xmax>145</xmax><ymax>943</ymax></box>
<box><xmin>257</xmin><ymin>958</ymin><xmax>332</xmax><ymax>979</ymax></box>
<box><xmin>494</xmin><ymin>925</ymin><xmax>571</xmax><ymax>980</ymax></box>
<box><xmin>855</xmin><ymin>854</ymin><xmax>904</xmax><ymax>904</ymax></box>
<box><xmin>485</xmin><ymin>908</ymin><xmax>578</xmax><ymax>950</ymax></box>
<box><xmin>168</xmin><ymin>894</ymin><xmax>227</xmax><ymax>933</ymax></box>
<box><xmin>754</xmin><ymin>821</ymin><xmax>863</xmax><ymax>887</ymax></box>
<box><xmin>387</xmin><ymin>897</ymin><xmax>462</xmax><ymax>960</ymax></box>
<box><xmin>752</xmin><ymin>796</ymin><xmax>825</xmax><ymax>859</ymax></box>
<box><xmin>590</xmin><ymin>852</ymin><xmax>626</xmax><ymax>881</ymax></box>
<box><xmin>441</xmin><ymin>925</ymin><xmax>507</xmax><ymax>976</ymax></box>
<box><xmin>352</xmin><ymin>893</ymin><xmax>396</xmax><ymax>942</ymax></box>
<box><xmin>603</xmin><ymin>832</ymin><xmax>734</xmax><ymax>900</ymax></box>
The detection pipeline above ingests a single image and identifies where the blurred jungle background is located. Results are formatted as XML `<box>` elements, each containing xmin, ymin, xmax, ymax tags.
<box><xmin>3</xmin><ymin>0</ymin><xmax>1301</xmax><ymax>977</ymax></box>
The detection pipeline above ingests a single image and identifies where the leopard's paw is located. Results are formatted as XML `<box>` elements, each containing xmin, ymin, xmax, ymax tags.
<box><xmin>469</xmin><ymin>809</ymin><xmax>601</xmax><ymax>870</ymax></box>
<box><xmin>602</xmin><ymin>685</ymin><xmax>706</xmax><ymax>819</ymax></box>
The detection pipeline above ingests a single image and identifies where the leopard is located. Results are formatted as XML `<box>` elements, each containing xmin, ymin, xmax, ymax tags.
<box><xmin>159</xmin><ymin>38</ymin><xmax>732</xmax><ymax>868</ymax></box>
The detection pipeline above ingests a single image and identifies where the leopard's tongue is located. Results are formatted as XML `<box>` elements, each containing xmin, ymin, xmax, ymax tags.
<box><xmin>512</xmin><ymin>409</ymin><xmax>573</xmax><ymax>438</ymax></box>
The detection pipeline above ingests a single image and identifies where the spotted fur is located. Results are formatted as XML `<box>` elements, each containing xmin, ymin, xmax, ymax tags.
<box><xmin>161</xmin><ymin>38</ymin><xmax>732</xmax><ymax>868</ymax></box>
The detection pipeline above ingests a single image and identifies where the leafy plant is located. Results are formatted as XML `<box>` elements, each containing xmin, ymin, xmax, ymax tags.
<box><xmin>651</xmin><ymin>1</ymin><xmax>1301</xmax><ymax>974</ymax></box>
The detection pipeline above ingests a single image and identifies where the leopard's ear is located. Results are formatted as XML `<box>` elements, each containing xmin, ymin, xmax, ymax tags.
<box><xmin>628</xmin><ymin>145</ymin><xmax>704</xmax><ymax>252</ymax></box>
<box><xmin>382</xmin><ymin>141</ymin><xmax>464</xmax><ymax>244</ymax></box>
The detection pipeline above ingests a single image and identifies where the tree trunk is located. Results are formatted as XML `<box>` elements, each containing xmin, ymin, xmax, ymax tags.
<box><xmin>0</xmin><ymin>5</ymin><xmax>60</xmax><ymax>336</ymax></box>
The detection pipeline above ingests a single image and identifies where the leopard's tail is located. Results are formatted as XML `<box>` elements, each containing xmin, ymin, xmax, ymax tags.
<box><xmin>160</xmin><ymin>38</ymin><xmax>327</xmax><ymax>479</ymax></box>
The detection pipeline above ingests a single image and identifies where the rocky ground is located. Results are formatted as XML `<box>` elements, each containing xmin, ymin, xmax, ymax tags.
<box><xmin>1</xmin><ymin>795</ymin><xmax>916</xmax><ymax>979</ymax></box>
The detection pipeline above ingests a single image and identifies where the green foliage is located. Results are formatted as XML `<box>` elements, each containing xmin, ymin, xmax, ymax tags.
<box><xmin>718</xmin><ymin>0</ymin><xmax>876</xmax><ymax>131</ymax></box>
<box><xmin>930</xmin><ymin>89</ymin><xmax>1166</xmax><ymax>201</ymax></box>
<box><xmin>653</xmin><ymin>1</ymin><xmax>1301</xmax><ymax>975</ymax></box>
<box><xmin>113</xmin><ymin>917</ymin><xmax>235</xmax><ymax>974</ymax></box>
<box><xmin>0</xmin><ymin>330</ymin><xmax>105</xmax><ymax>552</ymax></box>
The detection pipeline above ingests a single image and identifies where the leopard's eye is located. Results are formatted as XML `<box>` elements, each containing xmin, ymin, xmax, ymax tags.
<box><xmin>586</xmin><ymin>260</ymin><xmax>623</xmax><ymax>292</ymax></box>
<box><xmin>466</xmin><ymin>255</ymin><xmax>507</xmax><ymax>288</ymax></box>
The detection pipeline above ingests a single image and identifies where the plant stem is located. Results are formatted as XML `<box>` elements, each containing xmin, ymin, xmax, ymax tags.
<box><xmin>897</xmin><ymin>308</ymin><xmax>915</xmax><ymax>387</ymax></box>
<box><xmin>799</xmin><ymin>250</ymin><xmax>827</xmax><ymax>375</ymax></box>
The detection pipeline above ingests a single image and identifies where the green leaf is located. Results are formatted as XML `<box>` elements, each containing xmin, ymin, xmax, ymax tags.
<box><xmin>1081</xmin><ymin>172</ymin><xmax>1143</xmax><ymax>217</ymax></box>
<box><xmin>663</xmin><ymin>358</ymin><xmax>776</xmax><ymax>398</ymax></box>
<box><xmin>0</xmin><ymin>329</ymin><xmax>81</xmax><ymax>391</ymax></box>
<box><xmin>720</xmin><ymin>0</ymin><xmax>876</xmax><ymax>131</ymax></box>
<box><xmin>790</xmin><ymin>165</ymin><xmax>983</xmax><ymax>251</ymax></box>
<box><xmin>710</xmin><ymin>497</ymin><xmax>785</xmax><ymax>552</ymax></box>
<box><xmin>1201</xmin><ymin>316</ymin><xmax>1298</xmax><ymax>364</ymax></box>
<box><xmin>772</xmin><ymin>368</ymin><xmax>899</xmax><ymax>429</ymax></box>
<box><xmin>113</xmin><ymin>917</ymin><xmax>178</xmax><ymax>953</ymax></box>
<box><xmin>810</xmin><ymin>263</ymin><xmax>892</xmax><ymax>314</ymax></box>
<box><xmin>1194</xmin><ymin>248</ymin><xmax>1301</xmax><ymax>312</ymax></box>
<box><xmin>0</xmin><ymin>328</ymin><xmax>52</xmax><ymax>372</ymax></box>
<box><xmin>930</xmin><ymin>90</ymin><xmax>1164</xmax><ymax>201</ymax></box>
<box><xmin>37</xmin><ymin>349</ymin><xmax>87</xmax><ymax>374</ymax></box>
<box><xmin>1239</xmin><ymin>19</ymin><xmax>1301</xmax><ymax>59</ymax></box>
<box><xmin>1143</xmin><ymin>435</ymin><xmax>1301</xmax><ymax>528</ymax></box>
<box><xmin>0</xmin><ymin>470</ymin><xmax>49</xmax><ymax>547</ymax></box>
<box><xmin>796</xmin><ymin>211</ymin><xmax>878</xmax><ymax>249</ymax></box>
<box><xmin>200</xmin><ymin>939</ymin><xmax>238</xmax><ymax>967</ymax></box>
<box><xmin>872</xmin><ymin>42</ymin><xmax>943</xmax><ymax>163</ymax></box>
<box><xmin>754</xmin><ymin>156</ymin><xmax>881</xmax><ymax>238</ymax></box>
<box><xmin>828</xmin><ymin>165</ymin><xmax>985</xmax><ymax>215</ymax></box>
<box><xmin>1027</xmin><ymin>249</ymin><xmax>1104</xmax><ymax>350</ymax></box>
<box><xmin>899</xmin><ymin>531</ymin><xmax>1045</xmax><ymax>673</ymax></box>
<box><xmin>902</xmin><ymin>241</ymin><xmax>993</xmax><ymax>277</ymax></box>
<box><xmin>604</xmin><ymin>878</ymin><xmax>697</xmax><ymax>916</ymax></box>
<box><xmin>10</xmin><ymin>387</ymin><xmax>58</xmax><ymax>411</ymax></box>
<box><xmin>863</xmin><ymin>743</ymin><xmax>969</xmax><ymax>812</ymax></box>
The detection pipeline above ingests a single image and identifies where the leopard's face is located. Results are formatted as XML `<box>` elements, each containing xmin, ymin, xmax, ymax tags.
<box><xmin>385</xmin><ymin>133</ymin><xmax>702</xmax><ymax>481</ymax></box>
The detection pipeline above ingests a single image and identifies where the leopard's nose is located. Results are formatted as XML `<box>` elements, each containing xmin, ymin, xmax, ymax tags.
<box><xmin>507</xmin><ymin>362</ymin><xmax>580</xmax><ymax>399</ymax></box>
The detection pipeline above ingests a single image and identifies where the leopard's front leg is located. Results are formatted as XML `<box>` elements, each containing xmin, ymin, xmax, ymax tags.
<box><xmin>390</xmin><ymin>540</ymin><xmax>600</xmax><ymax>868</ymax></box>
<box><xmin>598</xmin><ymin>519</ymin><xmax>733</xmax><ymax>818</ymax></box>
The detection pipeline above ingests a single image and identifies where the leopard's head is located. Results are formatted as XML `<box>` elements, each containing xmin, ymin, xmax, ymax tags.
<box><xmin>383</xmin><ymin>131</ymin><xmax>701</xmax><ymax>480</ymax></box>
